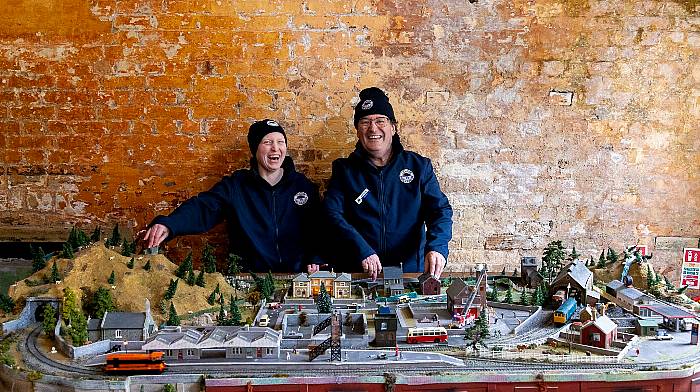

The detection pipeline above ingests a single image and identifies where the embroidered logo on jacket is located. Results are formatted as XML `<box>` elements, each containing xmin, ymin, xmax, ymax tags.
<box><xmin>267</xmin><ymin>120</ymin><xmax>280</xmax><ymax>127</ymax></box>
<box><xmin>361</xmin><ymin>99</ymin><xmax>373</xmax><ymax>110</ymax></box>
<box><xmin>399</xmin><ymin>169</ymin><xmax>415</xmax><ymax>184</ymax></box>
<box><xmin>293</xmin><ymin>192</ymin><xmax>308</xmax><ymax>206</ymax></box>
<box><xmin>355</xmin><ymin>188</ymin><xmax>369</xmax><ymax>204</ymax></box>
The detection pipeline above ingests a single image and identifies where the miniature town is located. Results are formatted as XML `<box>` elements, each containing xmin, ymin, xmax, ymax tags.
<box><xmin>1</xmin><ymin>226</ymin><xmax>700</xmax><ymax>391</ymax></box>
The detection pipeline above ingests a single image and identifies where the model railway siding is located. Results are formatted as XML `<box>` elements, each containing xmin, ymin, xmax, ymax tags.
<box><xmin>24</xmin><ymin>325</ymin><xmax>100</xmax><ymax>377</ymax></box>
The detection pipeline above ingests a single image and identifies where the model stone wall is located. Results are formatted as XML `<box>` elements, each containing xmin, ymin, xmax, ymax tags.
<box><xmin>0</xmin><ymin>1</ymin><xmax>698</xmax><ymax>276</ymax></box>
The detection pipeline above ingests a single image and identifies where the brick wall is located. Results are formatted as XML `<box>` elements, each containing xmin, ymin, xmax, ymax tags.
<box><xmin>0</xmin><ymin>1</ymin><xmax>698</xmax><ymax>275</ymax></box>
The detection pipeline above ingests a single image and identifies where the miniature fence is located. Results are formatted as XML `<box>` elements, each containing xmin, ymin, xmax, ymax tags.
<box><xmin>467</xmin><ymin>346</ymin><xmax>620</xmax><ymax>364</ymax></box>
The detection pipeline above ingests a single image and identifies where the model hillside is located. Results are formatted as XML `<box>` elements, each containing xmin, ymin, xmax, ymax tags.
<box><xmin>8</xmin><ymin>238</ymin><xmax>235</xmax><ymax>324</ymax></box>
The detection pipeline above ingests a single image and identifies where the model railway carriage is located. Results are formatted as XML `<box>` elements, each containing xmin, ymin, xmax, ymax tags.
<box><xmin>553</xmin><ymin>298</ymin><xmax>577</xmax><ymax>325</ymax></box>
<box><xmin>406</xmin><ymin>327</ymin><xmax>448</xmax><ymax>344</ymax></box>
<box><xmin>104</xmin><ymin>352</ymin><xmax>166</xmax><ymax>374</ymax></box>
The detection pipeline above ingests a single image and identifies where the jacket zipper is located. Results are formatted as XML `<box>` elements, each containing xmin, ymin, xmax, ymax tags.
<box><xmin>272</xmin><ymin>189</ymin><xmax>282</xmax><ymax>265</ymax></box>
<box><xmin>378</xmin><ymin>170</ymin><xmax>386</xmax><ymax>260</ymax></box>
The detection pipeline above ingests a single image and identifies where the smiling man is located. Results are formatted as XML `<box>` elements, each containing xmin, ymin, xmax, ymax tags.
<box><xmin>143</xmin><ymin>119</ymin><xmax>322</xmax><ymax>273</ymax></box>
<box><xmin>324</xmin><ymin>87</ymin><xmax>453</xmax><ymax>280</ymax></box>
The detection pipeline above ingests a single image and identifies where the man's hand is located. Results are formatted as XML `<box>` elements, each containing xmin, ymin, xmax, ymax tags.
<box><xmin>424</xmin><ymin>251</ymin><xmax>446</xmax><ymax>279</ymax></box>
<box><xmin>361</xmin><ymin>254</ymin><xmax>382</xmax><ymax>281</ymax></box>
<box><xmin>141</xmin><ymin>224</ymin><xmax>170</xmax><ymax>249</ymax></box>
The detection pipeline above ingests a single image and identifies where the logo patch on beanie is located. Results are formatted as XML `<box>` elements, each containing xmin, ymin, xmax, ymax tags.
<box><xmin>361</xmin><ymin>99</ymin><xmax>374</xmax><ymax>110</ymax></box>
<box><xmin>293</xmin><ymin>192</ymin><xmax>309</xmax><ymax>206</ymax></box>
<box><xmin>399</xmin><ymin>169</ymin><xmax>414</xmax><ymax>184</ymax></box>
<box><xmin>267</xmin><ymin>120</ymin><xmax>280</xmax><ymax>127</ymax></box>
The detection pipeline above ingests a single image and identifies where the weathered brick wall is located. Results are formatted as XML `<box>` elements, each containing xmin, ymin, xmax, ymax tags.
<box><xmin>1</xmin><ymin>1</ymin><xmax>698</xmax><ymax>276</ymax></box>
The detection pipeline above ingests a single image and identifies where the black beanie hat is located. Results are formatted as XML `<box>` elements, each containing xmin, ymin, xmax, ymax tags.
<box><xmin>247</xmin><ymin>119</ymin><xmax>287</xmax><ymax>153</ymax></box>
<box><xmin>353</xmin><ymin>87</ymin><xmax>396</xmax><ymax>127</ymax></box>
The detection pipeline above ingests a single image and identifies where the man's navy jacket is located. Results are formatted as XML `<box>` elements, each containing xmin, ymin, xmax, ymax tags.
<box><xmin>151</xmin><ymin>157</ymin><xmax>320</xmax><ymax>272</ymax></box>
<box><xmin>323</xmin><ymin>135</ymin><xmax>453</xmax><ymax>272</ymax></box>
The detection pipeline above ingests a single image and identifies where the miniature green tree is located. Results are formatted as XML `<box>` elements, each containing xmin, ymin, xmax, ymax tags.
<box><xmin>164</xmin><ymin>279</ymin><xmax>179</xmax><ymax>301</ymax></box>
<box><xmin>229</xmin><ymin>295</ymin><xmax>241</xmax><ymax>326</ymax></box>
<box><xmin>202</xmin><ymin>243</ymin><xmax>217</xmax><ymax>273</ymax></box>
<box><xmin>317</xmin><ymin>282</ymin><xmax>332</xmax><ymax>313</ymax></box>
<box><xmin>50</xmin><ymin>261</ymin><xmax>61</xmax><ymax>283</ymax></box>
<box><xmin>512</xmin><ymin>268</ymin><xmax>519</xmax><ymax>277</ymax></box>
<box><xmin>646</xmin><ymin>264</ymin><xmax>654</xmax><ymax>289</ymax></box>
<box><xmin>67</xmin><ymin>226</ymin><xmax>90</xmax><ymax>251</ymax></box>
<box><xmin>263</xmin><ymin>271</ymin><xmax>275</xmax><ymax>301</ymax></box>
<box><xmin>588</xmin><ymin>256</ymin><xmax>594</xmax><ymax>267</ymax></box>
<box><xmin>186</xmin><ymin>269</ymin><xmax>196</xmax><ymax>286</ymax></box>
<box><xmin>195</xmin><ymin>269</ymin><xmax>205</xmax><ymax>287</ymax></box>
<box><xmin>121</xmin><ymin>239</ymin><xmax>131</xmax><ymax>256</ymax></box>
<box><xmin>541</xmin><ymin>240</ymin><xmax>565</xmax><ymax>284</ymax></box>
<box><xmin>606</xmin><ymin>248</ymin><xmax>619</xmax><ymax>265</ymax></box>
<box><xmin>664</xmin><ymin>276</ymin><xmax>674</xmax><ymax>291</ymax></box>
<box><xmin>218</xmin><ymin>305</ymin><xmax>226</xmax><ymax>325</ymax></box>
<box><xmin>68</xmin><ymin>311</ymin><xmax>88</xmax><ymax>346</ymax></box>
<box><xmin>533</xmin><ymin>284</ymin><xmax>545</xmax><ymax>306</ymax></box>
<box><xmin>175</xmin><ymin>252</ymin><xmax>193</xmax><ymax>279</ymax></box>
<box><xmin>93</xmin><ymin>287</ymin><xmax>115</xmax><ymax>318</ymax></box>
<box><xmin>143</xmin><ymin>259</ymin><xmax>152</xmax><ymax>271</ymax></box>
<box><xmin>464</xmin><ymin>311</ymin><xmax>490</xmax><ymax>351</ymax></box>
<box><xmin>504</xmin><ymin>285</ymin><xmax>513</xmax><ymax>304</ymax></box>
<box><xmin>207</xmin><ymin>290</ymin><xmax>217</xmax><ymax>306</ymax></box>
<box><xmin>62</xmin><ymin>287</ymin><xmax>78</xmax><ymax>325</ymax></box>
<box><xmin>568</xmin><ymin>246</ymin><xmax>580</xmax><ymax>261</ymax></box>
<box><xmin>246</xmin><ymin>290</ymin><xmax>261</xmax><ymax>306</ymax></box>
<box><xmin>90</xmin><ymin>226</ymin><xmax>101</xmax><ymax>243</ymax></box>
<box><xmin>227</xmin><ymin>253</ymin><xmax>241</xmax><ymax>276</ymax></box>
<box><xmin>167</xmin><ymin>302</ymin><xmax>180</xmax><ymax>326</ymax></box>
<box><xmin>597</xmin><ymin>251</ymin><xmax>606</xmax><ymax>268</ymax></box>
<box><xmin>42</xmin><ymin>305</ymin><xmax>56</xmax><ymax>336</ymax></box>
<box><xmin>107</xmin><ymin>271</ymin><xmax>116</xmax><ymax>285</ymax></box>
<box><xmin>0</xmin><ymin>294</ymin><xmax>15</xmax><ymax>313</ymax></box>
<box><xmin>30</xmin><ymin>244</ymin><xmax>46</xmax><ymax>272</ymax></box>
<box><xmin>487</xmin><ymin>285</ymin><xmax>499</xmax><ymax>302</ymax></box>
<box><xmin>127</xmin><ymin>257</ymin><xmax>135</xmax><ymax>269</ymax></box>
<box><xmin>107</xmin><ymin>224</ymin><xmax>121</xmax><ymax>248</ymax></box>
<box><xmin>164</xmin><ymin>384</ymin><xmax>176</xmax><ymax>392</ymax></box>
<box><xmin>61</xmin><ymin>242</ymin><xmax>74</xmax><ymax>259</ymax></box>
<box><xmin>501</xmin><ymin>267</ymin><xmax>506</xmax><ymax>276</ymax></box>
<box><xmin>520</xmin><ymin>289</ymin><xmax>531</xmax><ymax>306</ymax></box>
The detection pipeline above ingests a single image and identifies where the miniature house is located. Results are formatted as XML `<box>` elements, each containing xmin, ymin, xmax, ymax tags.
<box><xmin>549</xmin><ymin>260</ymin><xmax>593</xmax><ymax>305</ymax></box>
<box><xmin>373</xmin><ymin>306</ymin><xmax>398</xmax><ymax>347</ymax></box>
<box><xmin>88</xmin><ymin>299</ymin><xmax>157</xmax><ymax>342</ymax></box>
<box><xmin>520</xmin><ymin>257</ymin><xmax>540</xmax><ymax>288</ymax></box>
<box><xmin>580</xmin><ymin>315</ymin><xmax>617</xmax><ymax>349</ymax></box>
<box><xmin>382</xmin><ymin>266</ymin><xmax>404</xmax><ymax>297</ymax></box>
<box><xmin>635</xmin><ymin>318</ymin><xmax>659</xmax><ymax>337</ymax></box>
<box><xmin>291</xmin><ymin>271</ymin><xmax>352</xmax><ymax>299</ymax></box>
<box><xmin>418</xmin><ymin>272</ymin><xmax>440</xmax><ymax>296</ymax></box>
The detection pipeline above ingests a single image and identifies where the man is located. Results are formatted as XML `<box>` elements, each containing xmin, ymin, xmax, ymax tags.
<box><xmin>324</xmin><ymin>87</ymin><xmax>453</xmax><ymax>280</ymax></box>
<box><xmin>143</xmin><ymin>119</ymin><xmax>322</xmax><ymax>273</ymax></box>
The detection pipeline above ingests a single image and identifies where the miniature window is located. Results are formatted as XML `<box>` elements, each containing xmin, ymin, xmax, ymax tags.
<box><xmin>115</xmin><ymin>330</ymin><xmax>122</xmax><ymax>338</ymax></box>
<box><xmin>266</xmin><ymin>348</ymin><xmax>273</xmax><ymax>355</ymax></box>
<box><xmin>591</xmin><ymin>333</ymin><xmax>601</xmax><ymax>342</ymax></box>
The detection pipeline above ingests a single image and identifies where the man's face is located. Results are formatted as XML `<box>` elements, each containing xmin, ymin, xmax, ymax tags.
<box><xmin>356</xmin><ymin>114</ymin><xmax>395</xmax><ymax>156</ymax></box>
<box><xmin>255</xmin><ymin>132</ymin><xmax>287</xmax><ymax>173</ymax></box>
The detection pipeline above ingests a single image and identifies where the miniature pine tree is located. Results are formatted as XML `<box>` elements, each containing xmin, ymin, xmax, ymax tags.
<box><xmin>229</xmin><ymin>295</ymin><xmax>241</xmax><ymax>326</ymax></box>
<box><xmin>505</xmin><ymin>285</ymin><xmax>513</xmax><ymax>304</ymax></box>
<box><xmin>664</xmin><ymin>276</ymin><xmax>674</xmax><ymax>291</ymax></box>
<box><xmin>606</xmin><ymin>248</ymin><xmax>619</xmax><ymax>264</ymax></box>
<box><xmin>195</xmin><ymin>270</ymin><xmax>205</xmax><ymax>287</ymax></box>
<box><xmin>164</xmin><ymin>384</ymin><xmax>176</xmax><ymax>392</ymax></box>
<box><xmin>50</xmin><ymin>261</ymin><xmax>61</xmax><ymax>283</ymax></box>
<box><xmin>646</xmin><ymin>264</ymin><xmax>654</xmax><ymax>289</ymax></box>
<box><xmin>227</xmin><ymin>253</ymin><xmax>241</xmax><ymax>276</ymax></box>
<box><xmin>186</xmin><ymin>269</ymin><xmax>196</xmax><ymax>286</ymax></box>
<box><xmin>512</xmin><ymin>268</ymin><xmax>519</xmax><ymax>277</ymax></box>
<box><xmin>214</xmin><ymin>282</ymin><xmax>221</xmax><ymax>295</ymax></box>
<box><xmin>588</xmin><ymin>256</ymin><xmax>594</xmax><ymax>267</ymax></box>
<box><xmin>127</xmin><ymin>257</ymin><xmax>135</xmax><ymax>269</ymax></box>
<box><xmin>520</xmin><ymin>289</ymin><xmax>531</xmax><ymax>306</ymax></box>
<box><xmin>501</xmin><ymin>267</ymin><xmax>506</xmax><ymax>275</ymax></box>
<box><xmin>67</xmin><ymin>227</ymin><xmax>78</xmax><ymax>250</ymax></box>
<box><xmin>68</xmin><ymin>226</ymin><xmax>89</xmax><ymax>249</ymax></box>
<box><xmin>42</xmin><ymin>305</ymin><xmax>56</xmax><ymax>336</ymax></box>
<box><xmin>121</xmin><ymin>239</ymin><xmax>131</xmax><ymax>256</ymax></box>
<box><xmin>207</xmin><ymin>290</ymin><xmax>217</xmax><ymax>306</ymax></box>
<box><xmin>542</xmin><ymin>241</ymin><xmax>565</xmax><ymax>284</ymax></box>
<box><xmin>464</xmin><ymin>311</ymin><xmax>490</xmax><ymax>351</ymax></box>
<box><xmin>262</xmin><ymin>271</ymin><xmax>275</xmax><ymax>301</ymax></box>
<box><xmin>569</xmin><ymin>246</ymin><xmax>580</xmax><ymax>261</ymax></box>
<box><xmin>164</xmin><ymin>279</ymin><xmax>179</xmax><ymax>301</ymax></box>
<box><xmin>597</xmin><ymin>251</ymin><xmax>606</xmax><ymax>268</ymax></box>
<box><xmin>90</xmin><ymin>226</ymin><xmax>101</xmax><ymax>243</ymax></box>
<box><xmin>143</xmin><ymin>259</ymin><xmax>152</xmax><ymax>271</ymax></box>
<box><xmin>175</xmin><ymin>252</ymin><xmax>193</xmax><ymax>279</ymax></box>
<box><xmin>533</xmin><ymin>284</ymin><xmax>545</xmax><ymax>306</ymax></box>
<box><xmin>202</xmin><ymin>243</ymin><xmax>217</xmax><ymax>273</ymax></box>
<box><xmin>488</xmin><ymin>285</ymin><xmax>499</xmax><ymax>302</ymax></box>
<box><xmin>167</xmin><ymin>302</ymin><xmax>180</xmax><ymax>326</ymax></box>
<box><xmin>94</xmin><ymin>287</ymin><xmax>115</xmax><ymax>318</ymax></box>
<box><xmin>62</xmin><ymin>287</ymin><xmax>78</xmax><ymax>324</ymax></box>
<box><xmin>218</xmin><ymin>305</ymin><xmax>226</xmax><ymax>325</ymax></box>
<box><xmin>108</xmin><ymin>224</ymin><xmax>121</xmax><ymax>248</ymax></box>
<box><xmin>68</xmin><ymin>311</ymin><xmax>88</xmax><ymax>346</ymax></box>
<box><xmin>107</xmin><ymin>271</ymin><xmax>115</xmax><ymax>285</ymax></box>
<box><xmin>30</xmin><ymin>245</ymin><xmax>46</xmax><ymax>272</ymax></box>
<box><xmin>61</xmin><ymin>242</ymin><xmax>74</xmax><ymax>259</ymax></box>
<box><xmin>316</xmin><ymin>282</ymin><xmax>332</xmax><ymax>313</ymax></box>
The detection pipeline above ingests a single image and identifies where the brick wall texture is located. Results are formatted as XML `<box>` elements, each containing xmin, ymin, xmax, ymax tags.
<box><xmin>0</xmin><ymin>1</ymin><xmax>698</xmax><ymax>276</ymax></box>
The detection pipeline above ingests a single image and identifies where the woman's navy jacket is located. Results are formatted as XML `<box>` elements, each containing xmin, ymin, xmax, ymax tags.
<box><xmin>151</xmin><ymin>157</ymin><xmax>321</xmax><ymax>272</ymax></box>
<box><xmin>323</xmin><ymin>135</ymin><xmax>453</xmax><ymax>272</ymax></box>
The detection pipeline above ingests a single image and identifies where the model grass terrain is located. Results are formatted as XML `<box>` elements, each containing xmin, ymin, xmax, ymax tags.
<box><xmin>7</xmin><ymin>243</ymin><xmax>237</xmax><ymax>324</ymax></box>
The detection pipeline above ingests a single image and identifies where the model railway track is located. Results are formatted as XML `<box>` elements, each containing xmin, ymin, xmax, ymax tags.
<box><xmin>25</xmin><ymin>325</ymin><xmax>100</xmax><ymax>377</ymax></box>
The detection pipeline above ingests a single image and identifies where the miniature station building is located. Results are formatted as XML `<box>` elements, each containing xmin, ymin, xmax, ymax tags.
<box><xmin>549</xmin><ymin>260</ymin><xmax>594</xmax><ymax>305</ymax></box>
<box><xmin>580</xmin><ymin>314</ymin><xmax>618</xmax><ymax>349</ymax></box>
<box><xmin>291</xmin><ymin>271</ymin><xmax>352</xmax><ymax>299</ymax></box>
<box><xmin>87</xmin><ymin>300</ymin><xmax>157</xmax><ymax>343</ymax></box>
<box><xmin>417</xmin><ymin>272</ymin><xmax>441</xmax><ymax>296</ymax></box>
<box><xmin>141</xmin><ymin>326</ymin><xmax>281</xmax><ymax>360</ymax></box>
<box><xmin>373</xmin><ymin>306</ymin><xmax>398</xmax><ymax>347</ymax></box>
